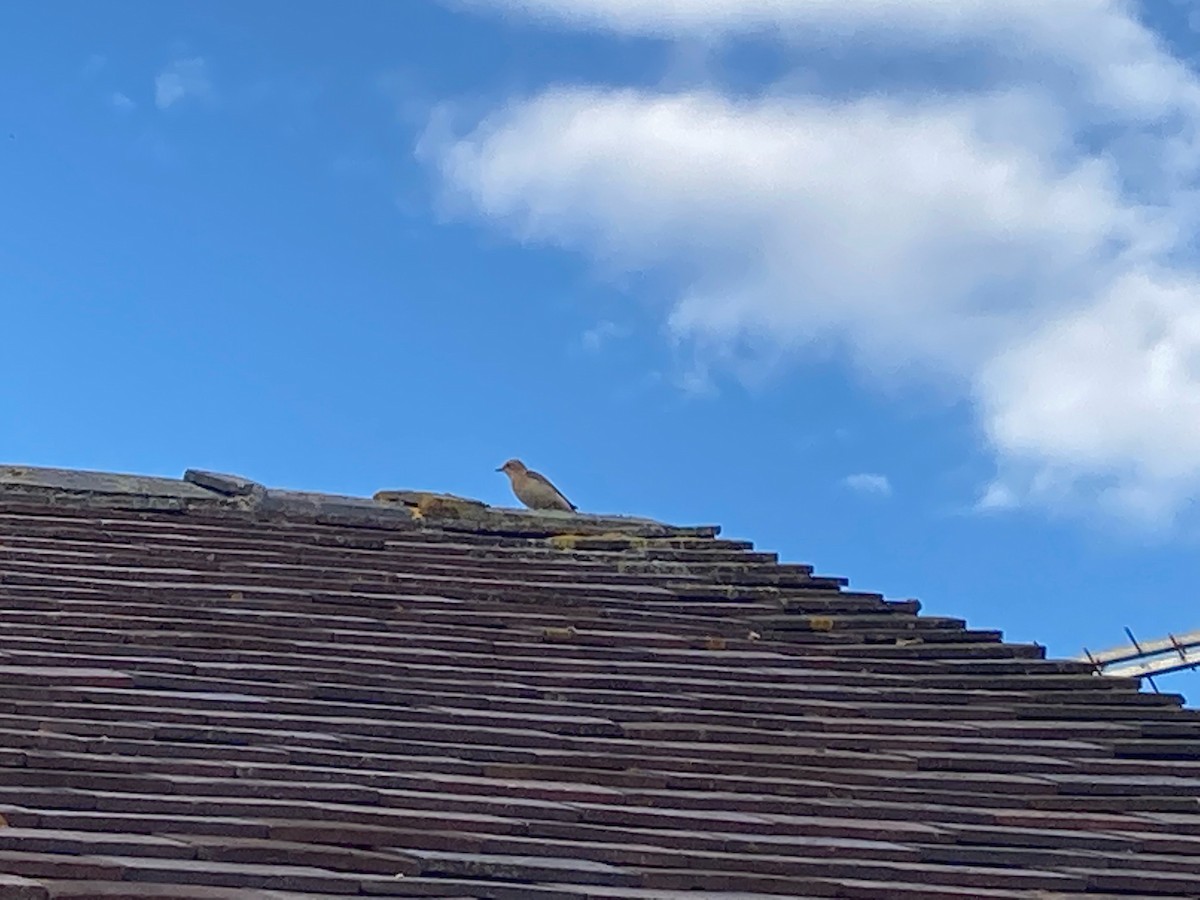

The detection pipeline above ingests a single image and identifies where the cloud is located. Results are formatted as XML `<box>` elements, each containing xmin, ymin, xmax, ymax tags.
<box><xmin>456</xmin><ymin>0</ymin><xmax>1200</xmax><ymax>121</ymax></box>
<box><xmin>979</xmin><ymin>268</ymin><xmax>1200</xmax><ymax>522</ymax></box>
<box><xmin>457</xmin><ymin>0</ymin><xmax>1093</xmax><ymax>37</ymax></box>
<box><xmin>427</xmin><ymin>0</ymin><xmax>1200</xmax><ymax>525</ymax></box>
<box><xmin>155</xmin><ymin>58</ymin><xmax>212</xmax><ymax>110</ymax></box>
<box><xmin>976</xmin><ymin>482</ymin><xmax>1019</xmax><ymax>513</ymax></box>
<box><xmin>435</xmin><ymin>88</ymin><xmax>1146</xmax><ymax>367</ymax></box>
<box><xmin>581</xmin><ymin>320</ymin><xmax>626</xmax><ymax>352</ymax></box>
<box><xmin>109</xmin><ymin>92</ymin><xmax>136</xmax><ymax>113</ymax></box>
<box><xmin>844</xmin><ymin>473</ymin><xmax>893</xmax><ymax>497</ymax></box>
<box><xmin>428</xmin><ymin>87</ymin><xmax>1159</xmax><ymax>380</ymax></box>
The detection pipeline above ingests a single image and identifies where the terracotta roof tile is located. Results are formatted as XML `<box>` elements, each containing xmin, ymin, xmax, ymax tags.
<box><xmin>0</xmin><ymin>464</ymin><xmax>1197</xmax><ymax>896</ymax></box>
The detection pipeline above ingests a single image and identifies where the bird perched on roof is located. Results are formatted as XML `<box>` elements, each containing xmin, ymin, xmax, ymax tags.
<box><xmin>497</xmin><ymin>459</ymin><xmax>577</xmax><ymax>512</ymax></box>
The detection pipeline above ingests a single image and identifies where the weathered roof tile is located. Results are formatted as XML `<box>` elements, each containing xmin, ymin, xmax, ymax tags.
<box><xmin>0</xmin><ymin>464</ymin><xmax>1196</xmax><ymax>896</ymax></box>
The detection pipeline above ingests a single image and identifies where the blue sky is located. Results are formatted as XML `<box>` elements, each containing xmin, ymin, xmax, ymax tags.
<box><xmin>3</xmin><ymin>1</ymin><xmax>1200</xmax><ymax>698</ymax></box>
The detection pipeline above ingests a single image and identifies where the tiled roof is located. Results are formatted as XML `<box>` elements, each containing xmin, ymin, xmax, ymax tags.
<box><xmin>0</xmin><ymin>464</ymin><xmax>1195</xmax><ymax>899</ymax></box>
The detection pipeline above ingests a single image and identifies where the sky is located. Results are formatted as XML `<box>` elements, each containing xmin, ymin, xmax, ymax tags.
<box><xmin>3</xmin><ymin>0</ymin><xmax>1200</xmax><ymax>699</ymax></box>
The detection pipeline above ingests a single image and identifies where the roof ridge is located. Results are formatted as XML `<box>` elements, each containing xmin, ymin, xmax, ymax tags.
<box><xmin>0</xmin><ymin>464</ymin><xmax>719</xmax><ymax>540</ymax></box>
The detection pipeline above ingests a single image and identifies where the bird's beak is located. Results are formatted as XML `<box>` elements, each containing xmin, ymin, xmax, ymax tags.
<box><xmin>495</xmin><ymin>467</ymin><xmax>504</xmax><ymax>472</ymax></box>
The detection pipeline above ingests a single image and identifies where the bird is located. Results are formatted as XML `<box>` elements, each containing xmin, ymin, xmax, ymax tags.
<box><xmin>497</xmin><ymin>459</ymin><xmax>577</xmax><ymax>512</ymax></box>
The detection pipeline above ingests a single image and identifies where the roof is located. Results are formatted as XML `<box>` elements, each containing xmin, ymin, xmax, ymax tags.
<box><xmin>0</xmin><ymin>463</ymin><xmax>1196</xmax><ymax>899</ymax></box>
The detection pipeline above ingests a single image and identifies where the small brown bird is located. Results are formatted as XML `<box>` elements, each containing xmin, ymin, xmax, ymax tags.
<box><xmin>497</xmin><ymin>459</ymin><xmax>577</xmax><ymax>512</ymax></box>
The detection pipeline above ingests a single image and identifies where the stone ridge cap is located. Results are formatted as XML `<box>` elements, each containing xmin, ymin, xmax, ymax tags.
<box><xmin>0</xmin><ymin>463</ymin><xmax>720</xmax><ymax>539</ymax></box>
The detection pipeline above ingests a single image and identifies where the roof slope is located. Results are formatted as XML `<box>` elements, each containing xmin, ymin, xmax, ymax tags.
<box><xmin>0</xmin><ymin>464</ymin><xmax>1195</xmax><ymax>899</ymax></box>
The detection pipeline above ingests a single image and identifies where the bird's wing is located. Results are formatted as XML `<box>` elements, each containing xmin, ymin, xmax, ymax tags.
<box><xmin>528</xmin><ymin>471</ymin><xmax>577</xmax><ymax>510</ymax></box>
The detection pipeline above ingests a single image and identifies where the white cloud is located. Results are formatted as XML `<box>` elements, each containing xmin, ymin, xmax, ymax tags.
<box><xmin>430</xmin><ymin>87</ymin><xmax>1161</xmax><ymax>375</ymax></box>
<box><xmin>436</xmin><ymin>87</ymin><xmax>1154</xmax><ymax>366</ymax></box>
<box><xmin>459</xmin><ymin>0</ymin><xmax>1098</xmax><ymax>37</ymax></box>
<box><xmin>976</xmin><ymin>482</ymin><xmax>1019</xmax><ymax>512</ymax></box>
<box><xmin>581</xmin><ymin>320</ymin><xmax>626</xmax><ymax>352</ymax></box>
<box><xmin>109</xmin><ymin>92</ymin><xmax>136</xmax><ymax>113</ymax></box>
<box><xmin>979</xmin><ymin>268</ymin><xmax>1200</xmax><ymax>522</ymax></box>
<box><xmin>427</xmin><ymin>0</ymin><xmax>1200</xmax><ymax>525</ymax></box>
<box><xmin>844</xmin><ymin>473</ymin><xmax>893</xmax><ymax>497</ymax></box>
<box><xmin>155</xmin><ymin>58</ymin><xmax>212</xmax><ymax>110</ymax></box>
<box><xmin>456</xmin><ymin>0</ymin><xmax>1200</xmax><ymax>121</ymax></box>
